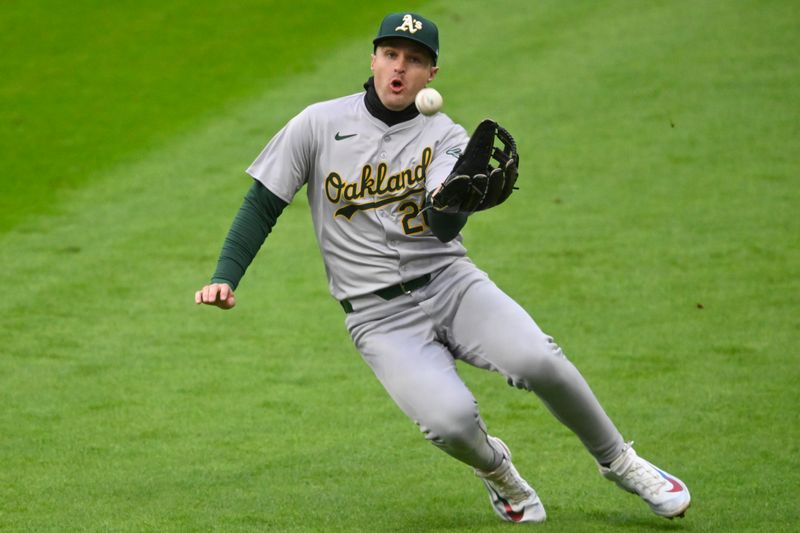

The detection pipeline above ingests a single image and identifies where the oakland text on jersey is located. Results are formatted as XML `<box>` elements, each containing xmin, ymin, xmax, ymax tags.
<box><xmin>325</xmin><ymin>146</ymin><xmax>433</xmax><ymax>219</ymax></box>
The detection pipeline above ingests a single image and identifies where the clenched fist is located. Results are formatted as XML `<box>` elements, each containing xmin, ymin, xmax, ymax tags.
<box><xmin>195</xmin><ymin>283</ymin><xmax>236</xmax><ymax>309</ymax></box>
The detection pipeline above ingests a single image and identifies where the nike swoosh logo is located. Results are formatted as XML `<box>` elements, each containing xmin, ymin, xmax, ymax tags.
<box><xmin>489</xmin><ymin>485</ymin><xmax>525</xmax><ymax>522</ymax></box>
<box><xmin>504</xmin><ymin>502</ymin><xmax>525</xmax><ymax>522</ymax></box>
<box><xmin>335</xmin><ymin>132</ymin><xmax>357</xmax><ymax>141</ymax></box>
<box><xmin>657</xmin><ymin>469</ymin><xmax>684</xmax><ymax>493</ymax></box>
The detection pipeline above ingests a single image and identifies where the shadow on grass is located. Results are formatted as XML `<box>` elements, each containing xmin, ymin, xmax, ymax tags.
<box><xmin>583</xmin><ymin>508</ymin><xmax>692</xmax><ymax>531</ymax></box>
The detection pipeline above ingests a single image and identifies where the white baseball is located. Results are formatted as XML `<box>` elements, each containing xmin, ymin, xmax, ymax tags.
<box><xmin>415</xmin><ymin>87</ymin><xmax>443</xmax><ymax>116</ymax></box>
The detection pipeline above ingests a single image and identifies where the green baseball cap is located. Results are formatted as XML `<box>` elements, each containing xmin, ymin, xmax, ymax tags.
<box><xmin>373</xmin><ymin>12</ymin><xmax>439</xmax><ymax>64</ymax></box>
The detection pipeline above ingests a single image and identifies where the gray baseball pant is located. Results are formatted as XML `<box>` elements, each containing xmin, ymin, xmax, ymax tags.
<box><xmin>345</xmin><ymin>257</ymin><xmax>625</xmax><ymax>472</ymax></box>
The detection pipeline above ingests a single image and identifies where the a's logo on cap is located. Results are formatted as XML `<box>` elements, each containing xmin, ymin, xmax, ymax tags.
<box><xmin>395</xmin><ymin>14</ymin><xmax>422</xmax><ymax>34</ymax></box>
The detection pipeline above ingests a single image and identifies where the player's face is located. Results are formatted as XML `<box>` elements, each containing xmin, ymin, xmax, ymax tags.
<box><xmin>371</xmin><ymin>39</ymin><xmax>438</xmax><ymax>112</ymax></box>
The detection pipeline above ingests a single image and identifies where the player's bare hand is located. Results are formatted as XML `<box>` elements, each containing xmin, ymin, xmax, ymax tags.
<box><xmin>195</xmin><ymin>283</ymin><xmax>236</xmax><ymax>309</ymax></box>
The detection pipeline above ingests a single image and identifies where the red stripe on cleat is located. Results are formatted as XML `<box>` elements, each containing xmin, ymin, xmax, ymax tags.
<box><xmin>503</xmin><ymin>501</ymin><xmax>524</xmax><ymax>522</ymax></box>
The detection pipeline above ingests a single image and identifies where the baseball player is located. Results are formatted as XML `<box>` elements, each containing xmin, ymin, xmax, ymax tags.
<box><xmin>195</xmin><ymin>12</ymin><xmax>691</xmax><ymax>524</ymax></box>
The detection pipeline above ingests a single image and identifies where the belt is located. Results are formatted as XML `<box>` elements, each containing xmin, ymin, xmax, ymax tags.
<box><xmin>340</xmin><ymin>273</ymin><xmax>432</xmax><ymax>314</ymax></box>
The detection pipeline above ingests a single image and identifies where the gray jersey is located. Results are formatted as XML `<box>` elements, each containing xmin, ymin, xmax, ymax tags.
<box><xmin>247</xmin><ymin>91</ymin><xmax>470</xmax><ymax>300</ymax></box>
<box><xmin>245</xmin><ymin>91</ymin><xmax>637</xmax><ymax>518</ymax></box>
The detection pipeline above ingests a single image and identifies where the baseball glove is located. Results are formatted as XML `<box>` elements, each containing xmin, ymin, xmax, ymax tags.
<box><xmin>428</xmin><ymin>119</ymin><xmax>519</xmax><ymax>213</ymax></box>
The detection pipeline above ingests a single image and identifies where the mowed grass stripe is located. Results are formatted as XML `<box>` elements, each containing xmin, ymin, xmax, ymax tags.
<box><xmin>444</xmin><ymin>3</ymin><xmax>798</xmax><ymax>532</ymax></box>
<box><xmin>1</xmin><ymin>1</ymin><xmax>798</xmax><ymax>531</ymax></box>
<box><xmin>0</xmin><ymin>0</ymin><xmax>425</xmax><ymax>231</ymax></box>
<box><xmin>1</xmin><ymin>5</ymin><xmax>434</xmax><ymax>531</ymax></box>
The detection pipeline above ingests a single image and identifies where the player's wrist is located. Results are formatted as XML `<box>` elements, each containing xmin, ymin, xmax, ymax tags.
<box><xmin>210</xmin><ymin>278</ymin><xmax>236</xmax><ymax>291</ymax></box>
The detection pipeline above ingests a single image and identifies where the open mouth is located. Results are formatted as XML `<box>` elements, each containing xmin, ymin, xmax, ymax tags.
<box><xmin>390</xmin><ymin>78</ymin><xmax>404</xmax><ymax>93</ymax></box>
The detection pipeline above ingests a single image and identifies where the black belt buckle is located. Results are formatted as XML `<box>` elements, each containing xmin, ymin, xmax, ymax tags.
<box><xmin>398</xmin><ymin>280</ymin><xmax>412</xmax><ymax>295</ymax></box>
<box><xmin>340</xmin><ymin>273</ymin><xmax>432</xmax><ymax>313</ymax></box>
<box><xmin>376</xmin><ymin>273</ymin><xmax>431</xmax><ymax>300</ymax></box>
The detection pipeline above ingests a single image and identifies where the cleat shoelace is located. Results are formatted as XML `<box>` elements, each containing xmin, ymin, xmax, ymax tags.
<box><xmin>488</xmin><ymin>462</ymin><xmax>533</xmax><ymax>503</ymax></box>
<box><xmin>622</xmin><ymin>462</ymin><xmax>668</xmax><ymax>499</ymax></box>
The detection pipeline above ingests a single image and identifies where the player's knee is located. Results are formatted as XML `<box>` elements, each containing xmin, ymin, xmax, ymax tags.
<box><xmin>503</xmin><ymin>336</ymin><xmax>573</xmax><ymax>391</ymax></box>
<box><xmin>417</xmin><ymin>398</ymin><xmax>480</xmax><ymax>447</ymax></box>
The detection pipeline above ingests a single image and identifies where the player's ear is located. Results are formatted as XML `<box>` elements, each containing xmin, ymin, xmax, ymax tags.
<box><xmin>370</xmin><ymin>53</ymin><xmax>376</xmax><ymax>71</ymax></box>
<box><xmin>428</xmin><ymin>66</ymin><xmax>439</xmax><ymax>83</ymax></box>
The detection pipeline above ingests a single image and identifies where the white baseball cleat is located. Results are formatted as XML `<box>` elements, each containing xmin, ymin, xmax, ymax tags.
<box><xmin>475</xmin><ymin>436</ymin><xmax>547</xmax><ymax>523</ymax></box>
<box><xmin>599</xmin><ymin>443</ymin><xmax>691</xmax><ymax>519</ymax></box>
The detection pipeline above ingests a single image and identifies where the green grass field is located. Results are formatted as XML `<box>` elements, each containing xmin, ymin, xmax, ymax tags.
<box><xmin>1</xmin><ymin>1</ymin><xmax>798</xmax><ymax>531</ymax></box>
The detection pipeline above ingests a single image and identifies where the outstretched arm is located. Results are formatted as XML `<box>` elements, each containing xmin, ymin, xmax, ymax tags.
<box><xmin>195</xmin><ymin>180</ymin><xmax>287</xmax><ymax>309</ymax></box>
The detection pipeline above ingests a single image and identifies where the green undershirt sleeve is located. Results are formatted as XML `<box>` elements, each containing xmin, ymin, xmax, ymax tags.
<box><xmin>426</xmin><ymin>207</ymin><xmax>469</xmax><ymax>243</ymax></box>
<box><xmin>210</xmin><ymin>180</ymin><xmax>288</xmax><ymax>290</ymax></box>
